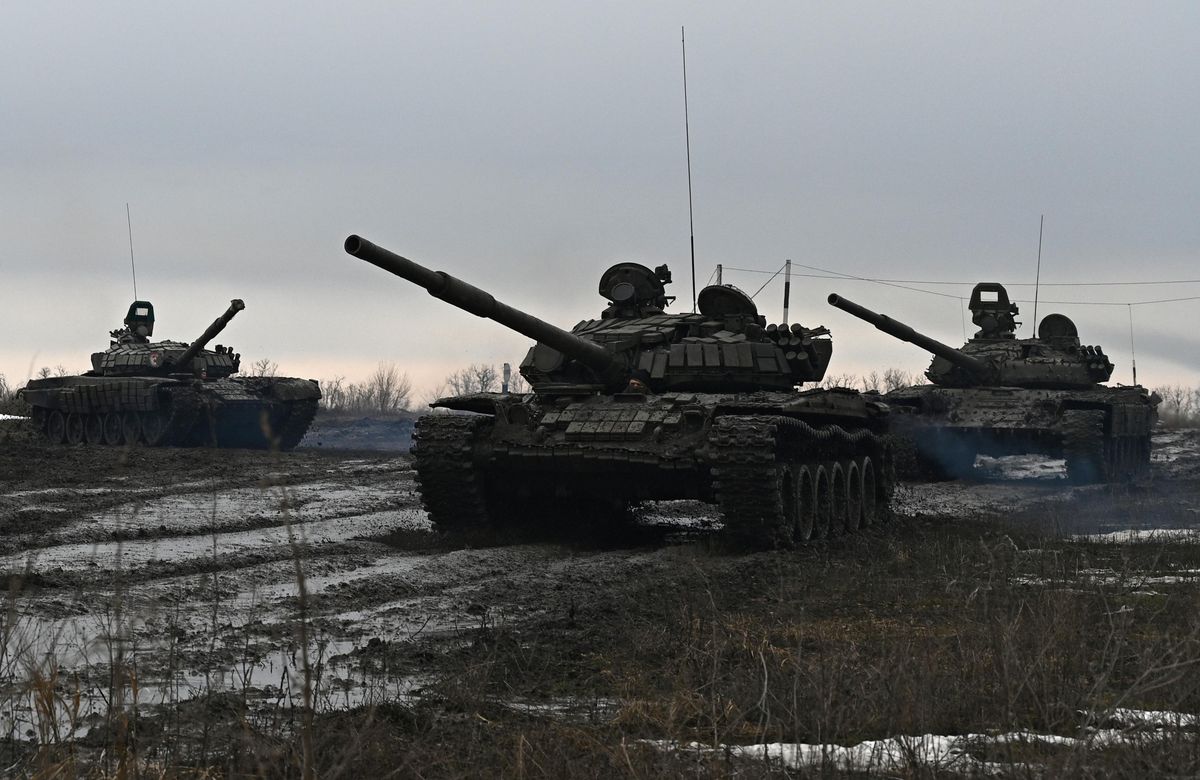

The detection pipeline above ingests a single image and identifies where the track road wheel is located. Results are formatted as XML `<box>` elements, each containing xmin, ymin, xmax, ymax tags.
<box><xmin>827</xmin><ymin>462</ymin><xmax>847</xmax><ymax>537</ymax></box>
<box><xmin>46</xmin><ymin>411</ymin><xmax>66</xmax><ymax>444</ymax></box>
<box><xmin>859</xmin><ymin>457</ymin><xmax>878</xmax><ymax>527</ymax></box>
<box><xmin>65</xmin><ymin>413</ymin><xmax>85</xmax><ymax>445</ymax></box>
<box><xmin>102</xmin><ymin>413</ymin><xmax>124</xmax><ymax>445</ymax></box>
<box><xmin>793</xmin><ymin>466</ymin><xmax>815</xmax><ymax>543</ymax></box>
<box><xmin>844</xmin><ymin>459</ymin><xmax>862</xmax><ymax>534</ymax></box>
<box><xmin>812</xmin><ymin>465</ymin><xmax>832</xmax><ymax>540</ymax></box>
<box><xmin>780</xmin><ymin>465</ymin><xmax>800</xmax><ymax>546</ymax></box>
<box><xmin>121</xmin><ymin>412</ymin><xmax>143</xmax><ymax>445</ymax></box>
<box><xmin>83</xmin><ymin>414</ymin><xmax>104</xmax><ymax>445</ymax></box>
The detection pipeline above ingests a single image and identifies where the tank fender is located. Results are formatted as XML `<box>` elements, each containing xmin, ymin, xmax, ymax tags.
<box><xmin>18</xmin><ymin>377</ymin><xmax>171</xmax><ymax>414</ymax></box>
<box><xmin>711</xmin><ymin>391</ymin><xmax>889</xmax><ymax>421</ymax></box>
<box><xmin>269</xmin><ymin>378</ymin><xmax>321</xmax><ymax>402</ymax></box>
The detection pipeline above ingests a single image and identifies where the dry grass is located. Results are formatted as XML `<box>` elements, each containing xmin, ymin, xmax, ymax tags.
<box><xmin>3</xmin><ymin>471</ymin><xmax>1200</xmax><ymax>777</ymax></box>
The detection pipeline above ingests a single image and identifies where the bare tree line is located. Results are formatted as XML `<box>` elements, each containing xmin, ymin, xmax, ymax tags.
<box><xmin>10</xmin><ymin>357</ymin><xmax>1200</xmax><ymax>428</ymax></box>
<box><xmin>819</xmin><ymin>368</ymin><xmax>918</xmax><ymax>392</ymax></box>
<box><xmin>319</xmin><ymin>362</ymin><xmax>530</xmax><ymax>416</ymax></box>
<box><xmin>1154</xmin><ymin>385</ymin><xmax>1200</xmax><ymax>426</ymax></box>
<box><xmin>319</xmin><ymin>362</ymin><xmax>415</xmax><ymax>416</ymax></box>
<box><xmin>307</xmin><ymin>360</ymin><xmax>1200</xmax><ymax>428</ymax></box>
<box><xmin>0</xmin><ymin>374</ymin><xmax>23</xmax><ymax>415</ymax></box>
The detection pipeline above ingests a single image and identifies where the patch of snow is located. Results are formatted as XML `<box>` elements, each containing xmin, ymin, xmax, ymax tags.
<box><xmin>637</xmin><ymin>500</ymin><xmax>720</xmax><ymax>529</ymax></box>
<box><xmin>976</xmin><ymin>454</ymin><xmax>1066</xmax><ymax>481</ymax></box>
<box><xmin>1015</xmin><ymin>568</ymin><xmax>1200</xmax><ymax>588</ymax></box>
<box><xmin>652</xmin><ymin>733</ymin><xmax>1059</xmax><ymax>774</ymax></box>
<box><xmin>653</xmin><ymin>722</ymin><xmax>1199</xmax><ymax>774</ymax></box>
<box><xmin>502</xmin><ymin>696</ymin><xmax>619</xmax><ymax>718</ymax></box>
<box><xmin>0</xmin><ymin>414</ymin><xmax>27</xmax><ymax>421</ymax></box>
<box><xmin>1096</xmin><ymin>708</ymin><xmax>1199</xmax><ymax>728</ymax></box>
<box><xmin>1074</xmin><ymin>529</ymin><xmax>1200</xmax><ymax>544</ymax></box>
<box><xmin>0</xmin><ymin>507</ymin><xmax>427</xmax><ymax>575</ymax></box>
<box><xmin>892</xmin><ymin>481</ymin><xmax>1070</xmax><ymax>519</ymax></box>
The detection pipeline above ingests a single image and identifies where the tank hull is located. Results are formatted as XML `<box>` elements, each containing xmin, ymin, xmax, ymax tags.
<box><xmin>20</xmin><ymin>374</ymin><xmax>320</xmax><ymax>450</ymax></box>
<box><xmin>412</xmin><ymin>388</ymin><xmax>893</xmax><ymax>547</ymax></box>
<box><xmin>882</xmin><ymin>384</ymin><xmax>1156</xmax><ymax>482</ymax></box>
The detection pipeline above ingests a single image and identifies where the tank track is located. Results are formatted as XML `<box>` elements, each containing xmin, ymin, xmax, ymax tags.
<box><xmin>1107</xmin><ymin>434</ymin><xmax>1152</xmax><ymax>482</ymax></box>
<box><xmin>1063</xmin><ymin>409</ymin><xmax>1152</xmax><ymax>484</ymax></box>
<box><xmin>708</xmin><ymin>415</ymin><xmax>892</xmax><ymax>548</ymax></box>
<box><xmin>413</xmin><ymin>412</ymin><xmax>893</xmax><ymax>545</ymax></box>
<box><xmin>30</xmin><ymin>393</ymin><xmax>317</xmax><ymax>451</ymax></box>
<box><xmin>158</xmin><ymin>392</ymin><xmax>202</xmax><ymax>445</ymax></box>
<box><xmin>274</xmin><ymin>399</ymin><xmax>319</xmax><ymax>451</ymax></box>
<box><xmin>412</xmin><ymin>414</ymin><xmax>494</xmax><ymax>530</ymax></box>
<box><xmin>31</xmin><ymin>395</ymin><xmax>201</xmax><ymax>448</ymax></box>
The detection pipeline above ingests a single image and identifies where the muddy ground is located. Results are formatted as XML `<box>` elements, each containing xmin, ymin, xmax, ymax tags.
<box><xmin>1</xmin><ymin>417</ymin><xmax>1199</xmax><ymax>774</ymax></box>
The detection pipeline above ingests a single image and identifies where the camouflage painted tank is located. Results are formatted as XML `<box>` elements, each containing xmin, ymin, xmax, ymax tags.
<box><xmin>19</xmin><ymin>299</ymin><xmax>321</xmax><ymax>450</ymax></box>
<box><xmin>828</xmin><ymin>283</ymin><xmax>1158</xmax><ymax>483</ymax></box>
<box><xmin>346</xmin><ymin>235</ymin><xmax>893</xmax><ymax>547</ymax></box>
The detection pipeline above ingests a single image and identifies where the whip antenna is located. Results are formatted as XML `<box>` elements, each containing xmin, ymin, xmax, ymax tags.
<box><xmin>782</xmin><ymin>258</ymin><xmax>791</xmax><ymax>324</ymax></box>
<box><xmin>682</xmin><ymin>26</ymin><xmax>697</xmax><ymax>312</ymax></box>
<box><xmin>1128</xmin><ymin>304</ymin><xmax>1138</xmax><ymax>385</ymax></box>
<box><xmin>1032</xmin><ymin>214</ymin><xmax>1043</xmax><ymax>328</ymax></box>
<box><xmin>126</xmin><ymin>203</ymin><xmax>138</xmax><ymax>299</ymax></box>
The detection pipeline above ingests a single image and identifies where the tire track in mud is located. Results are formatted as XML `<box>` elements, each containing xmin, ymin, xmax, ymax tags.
<box><xmin>3</xmin><ymin>426</ymin><xmax>1199</xmax><ymax>739</ymax></box>
<box><xmin>0</xmin><ymin>439</ymin><xmax>688</xmax><ymax>734</ymax></box>
<box><xmin>0</xmin><ymin>444</ymin><xmax>447</xmax><ymax>730</ymax></box>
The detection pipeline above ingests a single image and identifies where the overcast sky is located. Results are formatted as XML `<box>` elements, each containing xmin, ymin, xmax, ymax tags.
<box><xmin>3</xmin><ymin>1</ymin><xmax>1198</xmax><ymax>398</ymax></box>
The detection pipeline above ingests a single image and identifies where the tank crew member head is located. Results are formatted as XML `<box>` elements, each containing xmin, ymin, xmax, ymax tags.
<box><xmin>624</xmin><ymin>368</ymin><xmax>652</xmax><ymax>394</ymax></box>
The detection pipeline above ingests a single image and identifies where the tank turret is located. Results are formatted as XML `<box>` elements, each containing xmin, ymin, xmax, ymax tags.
<box><xmin>94</xmin><ymin>299</ymin><xmax>245</xmax><ymax>379</ymax></box>
<box><xmin>828</xmin><ymin>284</ymin><xmax>1113</xmax><ymax>390</ymax></box>
<box><xmin>345</xmin><ymin>235</ymin><xmax>832</xmax><ymax>395</ymax></box>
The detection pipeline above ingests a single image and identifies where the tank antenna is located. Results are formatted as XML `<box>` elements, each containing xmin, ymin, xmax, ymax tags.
<box><xmin>782</xmin><ymin>258</ymin><xmax>792</xmax><ymax>324</ymax></box>
<box><xmin>1032</xmin><ymin>214</ymin><xmax>1044</xmax><ymax>329</ymax></box>
<box><xmin>681</xmin><ymin>26</ymin><xmax>697</xmax><ymax>312</ymax></box>
<box><xmin>126</xmin><ymin>202</ymin><xmax>138</xmax><ymax>299</ymax></box>
<box><xmin>1128</xmin><ymin>303</ymin><xmax>1138</xmax><ymax>385</ymax></box>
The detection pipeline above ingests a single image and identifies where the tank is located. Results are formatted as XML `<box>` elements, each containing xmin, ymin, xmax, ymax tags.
<box><xmin>827</xmin><ymin>283</ymin><xmax>1159</xmax><ymax>483</ymax></box>
<box><xmin>345</xmin><ymin>235</ymin><xmax>893</xmax><ymax>547</ymax></box>
<box><xmin>18</xmin><ymin>298</ymin><xmax>321</xmax><ymax>450</ymax></box>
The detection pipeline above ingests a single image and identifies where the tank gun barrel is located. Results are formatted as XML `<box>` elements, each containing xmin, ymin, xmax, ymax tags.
<box><xmin>344</xmin><ymin>235</ymin><xmax>628</xmax><ymax>388</ymax></box>
<box><xmin>175</xmin><ymin>299</ymin><xmax>245</xmax><ymax>369</ymax></box>
<box><xmin>826</xmin><ymin>293</ymin><xmax>991</xmax><ymax>378</ymax></box>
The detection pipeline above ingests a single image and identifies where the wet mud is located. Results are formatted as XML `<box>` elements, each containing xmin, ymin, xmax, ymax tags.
<box><xmin>1</xmin><ymin>416</ymin><xmax>1199</xmax><ymax>749</ymax></box>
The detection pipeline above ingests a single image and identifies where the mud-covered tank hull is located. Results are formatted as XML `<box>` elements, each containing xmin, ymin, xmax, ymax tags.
<box><xmin>20</xmin><ymin>375</ymin><xmax>320</xmax><ymax>451</ymax></box>
<box><xmin>413</xmin><ymin>388</ymin><xmax>893</xmax><ymax>547</ymax></box>
<box><xmin>883</xmin><ymin>384</ymin><xmax>1156</xmax><ymax>483</ymax></box>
